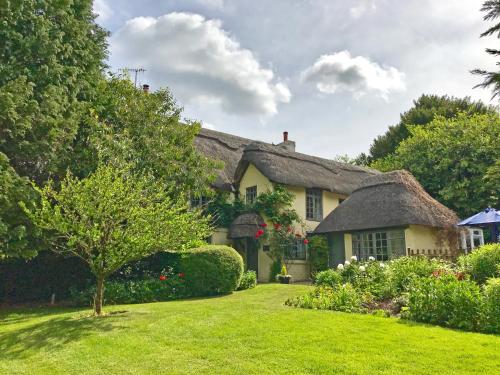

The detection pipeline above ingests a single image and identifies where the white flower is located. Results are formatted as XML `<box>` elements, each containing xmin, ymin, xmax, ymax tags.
<box><xmin>380</xmin><ymin>262</ymin><xmax>386</xmax><ymax>268</ymax></box>
<box><xmin>368</xmin><ymin>256</ymin><xmax>375</xmax><ymax>261</ymax></box>
<box><xmin>359</xmin><ymin>265</ymin><xmax>366</xmax><ymax>272</ymax></box>
<box><xmin>337</xmin><ymin>263</ymin><xmax>344</xmax><ymax>270</ymax></box>
<box><xmin>351</xmin><ymin>255</ymin><xmax>358</xmax><ymax>262</ymax></box>
<box><xmin>344</xmin><ymin>260</ymin><xmax>351</xmax><ymax>266</ymax></box>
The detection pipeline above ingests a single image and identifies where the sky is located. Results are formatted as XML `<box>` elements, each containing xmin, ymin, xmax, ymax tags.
<box><xmin>94</xmin><ymin>0</ymin><xmax>498</xmax><ymax>159</ymax></box>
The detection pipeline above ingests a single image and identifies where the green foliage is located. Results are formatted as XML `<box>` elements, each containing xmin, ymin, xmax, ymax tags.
<box><xmin>314</xmin><ymin>269</ymin><xmax>342</xmax><ymax>288</ymax></box>
<box><xmin>205</xmin><ymin>193</ymin><xmax>246</xmax><ymax>228</ymax></box>
<box><xmin>76</xmin><ymin>77</ymin><xmax>221</xmax><ymax>195</ymax></box>
<box><xmin>23</xmin><ymin>164</ymin><xmax>210</xmax><ymax>314</ymax></box>
<box><xmin>237</xmin><ymin>270</ymin><xmax>257</xmax><ymax>291</ymax></box>
<box><xmin>308</xmin><ymin>235</ymin><xmax>329</xmax><ymax>276</ymax></box>
<box><xmin>369</xmin><ymin>95</ymin><xmax>495</xmax><ymax>162</ymax></box>
<box><xmin>458</xmin><ymin>243</ymin><xmax>500</xmax><ymax>284</ymax></box>
<box><xmin>0</xmin><ymin>153</ymin><xmax>38</xmax><ymax>259</ymax></box>
<box><xmin>254</xmin><ymin>185</ymin><xmax>300</xmax><ymax>226</ymax></box>
<box><xmin>386</xmin><ymin>256</ymin><xmax>446</xmax><ymax>296</ymax></box>
<box><xmin>269</xmin><ymin>260</ymin><xmax>282</xmax><ymax>282</ymax></box>
<box><xmin>180</xmin><ymin>245</ymin><xmax>244</xmax><ymax>297</ymax></box>
<box><xmin>482</xmin><ymin>278</ymin><xmax>500</xmax><ymax>333</ymax></box>
<box><xmin>372</xmin><ymin>113</ymin><xmax>500</xmax><ymax>217</ymax></box>
<box><xmin>285</xmin><ymin>284</ymin><xmax>363</xmax><ymax>313</ymax></box>
<box><xmin>0</xmin><ymin>0</ymin><xmax>108</xmax><ymax>257</ymax></box>
<box><xmin>405</xmin><ymin>275</ymin><xmax>483</xmax><ymax>332</ymax></box>
<box><xmin>70</xmin><ymin>276</ymin><xmax>187</xmax><ymax>306</ymax></box>
<box><xmin>472</xmin><ymin>1</ymin><xmax>500</xmax><ymax>99</ymax></box>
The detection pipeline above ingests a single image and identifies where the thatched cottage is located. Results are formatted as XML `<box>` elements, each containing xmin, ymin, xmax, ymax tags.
<box><xmin>195</xmin><ymin>129</ymin><xmax>458</xmax><ymax>281</ymax></box>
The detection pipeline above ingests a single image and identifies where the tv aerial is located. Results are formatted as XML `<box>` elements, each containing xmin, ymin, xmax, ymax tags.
<box><xmin>119</xmin><ymin>68</ymin><xmax>146</xmax><ymax>87</ymax></box>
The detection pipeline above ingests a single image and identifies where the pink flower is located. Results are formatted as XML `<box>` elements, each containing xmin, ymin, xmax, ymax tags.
<box><xmin>303</xmin><ymin>239</ymin><xmax>309</xmax><ymax>244</ymax></box>
<box><xmin>179</xmin><ymin>272</ymin><xmax>185</xmax><ymax>278</ymax></box>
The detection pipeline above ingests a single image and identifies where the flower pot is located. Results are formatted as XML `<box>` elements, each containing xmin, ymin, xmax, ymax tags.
<box><xmin>278</xmin><ymin>275</ymin><xmax>291</xmax><ymax>284</ymax></box>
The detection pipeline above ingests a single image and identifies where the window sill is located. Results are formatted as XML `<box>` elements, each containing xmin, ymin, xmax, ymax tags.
<box><xmin>285</xmin><ymin>259</ymin><xmax>308</xmax><ymax>264</ymax></box>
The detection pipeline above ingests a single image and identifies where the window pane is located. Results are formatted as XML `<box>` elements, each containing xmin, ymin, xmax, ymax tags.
<box><xmin>306</xmin><ymin>189</ymin><xmax>322</xmax><ymax>221</ymax></box>
<box><xmin>246</xmin><ymin>186</ymin><xmax>257</xmax><ymax>205</ymax></box>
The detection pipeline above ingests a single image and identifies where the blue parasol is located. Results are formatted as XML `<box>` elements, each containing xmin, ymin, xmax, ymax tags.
<box><xmin>458</xmin><ymin>207</ymin><xmax>500</xmax><ymax>243</ymax></box>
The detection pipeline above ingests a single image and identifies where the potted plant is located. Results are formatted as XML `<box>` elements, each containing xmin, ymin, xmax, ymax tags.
<box><xmin>276</xmin><ymin>265</ymin><xmax>292</xmax><ymax>284</ymax></box>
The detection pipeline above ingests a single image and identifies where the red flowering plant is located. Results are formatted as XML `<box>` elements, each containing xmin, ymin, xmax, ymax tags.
<box><xmin>158</xmin><ymin>267</ymin><xmax>187</xmax><ymax>296</ymax></box>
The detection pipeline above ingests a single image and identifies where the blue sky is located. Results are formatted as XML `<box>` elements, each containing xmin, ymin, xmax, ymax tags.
<box><xmin>94</xmin><ymin>0</ymin><xmax>497</xmax><ymax>158</ymax></box>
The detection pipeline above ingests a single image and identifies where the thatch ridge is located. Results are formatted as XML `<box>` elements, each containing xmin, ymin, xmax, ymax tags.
<box><xmin>315</xmin><ymin>170</ymin><xmax>459</xmax><ymax>233</ymax></box>
<box><xmin>235</xmin><ymin>142</ymin><xmax>379</xmax><ymax>195</ymax></box>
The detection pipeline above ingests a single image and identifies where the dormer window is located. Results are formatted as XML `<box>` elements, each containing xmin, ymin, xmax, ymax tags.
<box><xmin>306</xmin><ymin>189</ymin><xmax>322</xmax><ymax>221</ymax></box>
<box><xmin>246</xmin><ymin>186</ymin><xmax>257</xmax><ymax>205</ymax></box>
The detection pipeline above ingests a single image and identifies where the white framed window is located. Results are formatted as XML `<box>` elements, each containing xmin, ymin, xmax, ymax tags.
<box><xmin>246</xmin><ymin>186</ymin><xmax>257</xmax><ymax>205</ymax></box>
<box><xmin>352</xmin><ymin>229</ymin><xmax>406</xmax><ymax>261</ymax></box>
<box><xmin>306</xmin><ymin>189</ymin><xmax>323</xmax><ymax>221</ymax></box>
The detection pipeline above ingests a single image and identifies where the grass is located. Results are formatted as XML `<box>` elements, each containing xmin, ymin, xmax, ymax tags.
<box><xmin>0</xmin><ymin>284</ymin><xmax>498</xmax><ymax>375</ymax></box>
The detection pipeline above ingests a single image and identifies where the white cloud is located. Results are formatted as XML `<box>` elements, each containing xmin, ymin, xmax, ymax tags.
<box><xmin>301</xmin><ymin>51</ymin><xmax>405</xmax><ymax>100</ymax></box>
<box><xmin>349</xmin><ymin>0</ymin><xmax>377</xmax><ymax>19</ymax></box>
<box><xmin>110</xmin><ymin>12</ymin><xmax>291</xmax><ymax>116</ymax></box>
<box><xmin>93</xmin><ymin>0</ymin><xmax>112</xmax><ymax>22</ymax></box>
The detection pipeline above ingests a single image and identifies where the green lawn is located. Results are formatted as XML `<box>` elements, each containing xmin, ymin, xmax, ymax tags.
<box><xmin>0</xmin><ymin>284</ymin><xmax>498</xmax><ymax>375</ymax></box>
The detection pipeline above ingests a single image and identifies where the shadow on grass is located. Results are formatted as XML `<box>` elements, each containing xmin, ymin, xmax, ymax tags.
<box><xmin>0</xmin><ymin>312</ymin><xmax>127</xmax><ymax>359</ymax></box>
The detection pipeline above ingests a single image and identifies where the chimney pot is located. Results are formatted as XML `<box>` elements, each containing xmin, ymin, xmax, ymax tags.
<box><xmin>142</xmin><ymin>84</ymin><xmax>150</xmax><ymax>93</ymax></box>
<box><xmin>283</xmin><ymin>131</ymin><xmax>288</xmax><ymax>142</ymax></box>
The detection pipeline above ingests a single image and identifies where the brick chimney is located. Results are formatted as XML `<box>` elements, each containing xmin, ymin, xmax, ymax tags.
<box><xmin>142</xmin><ymin>84</ymin><xmax>150</xmax><ymax>94</ymax></box>
<box><xmin>277</xmin><ymin>130</ymin><xmax>295</xmax><ymax>152</ymax></box>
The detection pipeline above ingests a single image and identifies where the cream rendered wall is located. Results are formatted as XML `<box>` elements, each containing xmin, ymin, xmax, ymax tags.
<box><xmin>211</xmin><ymin>228</ymin><xmax>230</xmax><ymax>246</ymax></box>
<box><xmin>257</xmin><ymin>249</ymin><xmax>274</xmax><ymax>282</ymax></box>
<box><xmin>405</xmin><ymin>224</ymin><xmax>452</xmax><ymax>257</ymax></box>
<box><xmin>238</xmin><ymin>163</ymin><xmax>273</xmax><ymax>197</ymax></box>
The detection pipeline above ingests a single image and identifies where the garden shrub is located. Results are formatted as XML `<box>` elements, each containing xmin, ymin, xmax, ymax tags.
<box><xmin>386</xmin><ymin>256</ymin><xmax>447</xmax><ymax>296</ymax></box>
<box><xmin>458</xmin><ymin>244</ymin><xmax>500</xmax><ymax>284</ymax></box>
<box><xmin>269</xmin><ymin>260</ymin><xmax>282</xmax><ymax>282</ymax></box>
<box><xmin>405</xmin><ymin>274</ymin><xmax>483</xmax><ymax>331</ymax></box>
<box><xmin>481</xmin><ymin>277</ymin><xmax>500</xmax><ymax>334</ymax></box>
<box><xmin>308</xmin><ymin>235</ymin><xmax>329</xmax><ymax>276</ymax></box>
<box><xmin>314</xmin><ymin>269</ymin><xmax>342</xmax><ymax>288</ymax></box>
<box><xmin>180</xmin><ymin>245</ymin><xmax>244</xmax><ymax>297</ymax></box>
<box><xmin>70</xmin><ymin>275</ymin><xmax>186</xmax><ymax>306</ymax></box>
<box><xmin>238</xmin><ymin>270</ymin><xmax>257</xmax><ymax>290</ymax></box>
<box><xmin>285</xmin><ymin>284</ymin><xmax>363</xmax><ymax>313</ymax></box>
<box><xmin>351</xmin><ymin>260</ymin><xmax>391</xmax><ymax>299</ymax></box>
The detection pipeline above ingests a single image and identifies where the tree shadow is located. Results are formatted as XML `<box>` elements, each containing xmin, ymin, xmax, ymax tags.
<box><xmin>0</xmin><ymin>311</ymin><xmax>128</xmax><ymax>359</ymax></box>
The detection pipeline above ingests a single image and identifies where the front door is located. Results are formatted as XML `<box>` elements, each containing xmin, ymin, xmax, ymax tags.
<box><xmin>246</xmin><ymin>238</ymin><xmax>259</xmax><ymax>274</ymax></box>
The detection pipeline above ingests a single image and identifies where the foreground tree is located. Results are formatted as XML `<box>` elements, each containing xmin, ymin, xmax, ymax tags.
<box><xmin>0</xmin><ymin>0</ymin><xmax>107</xmax><ymax>256</ymax></box>
<box><xmin>372</xmin><ymin>113</ymin><xmax>500</xmax><ymax>218</ymax></box>
<box><xmin>472</xmin><ymin>0</ymin><xmax>500</xmax><ymax>98</ymax></box>
<box><xmin>368</xmin><ymin>95</ymin><xmax>495</xmax><ymax>162</ymax></box>
<box><xmin>23</xmin><ymin>165</ymin><xmax>211</xmax><ymax>315</ymax></box>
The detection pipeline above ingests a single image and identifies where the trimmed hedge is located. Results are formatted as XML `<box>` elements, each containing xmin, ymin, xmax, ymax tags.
<box><xmin>181</xmin><ymin>245</ymin><xmax>244</xmax><ymax>297</ymax></box>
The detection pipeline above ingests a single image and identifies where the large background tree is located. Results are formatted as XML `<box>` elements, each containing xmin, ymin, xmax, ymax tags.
<box><xmin>472</xmin><ymin>0</ymin><xmax>500</xmax><ymax>98</ymax></box>
<box><xmin>372</xmin><ymin>112</ymin><xmax>500</xmax><ymax>218</ymax></box>
<box><xmin>0</xmin><ymin>0</ymin><xmax>107</xmax><ymax>258</ymax></box>
<box><xmin>368</xmin><ymin>95</ymin><xmax>495</xmax><ymax>162</ymax></box>
<box><xmin>23</xmin><ymin>165</ymin><xmax>211</xmax><ymax>315</ymax></box>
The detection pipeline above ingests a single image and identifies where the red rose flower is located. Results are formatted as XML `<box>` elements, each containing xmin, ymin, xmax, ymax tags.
<box><xmin>287</xmin><ymin>227</ymin><xmax>292</xmax><ymax>233</ymax></box>
<box><xmin>159</xmin><ymin>275</ymin><xmax>166</xmax><ymax>281</ymax></box>
<box><xmin>273</xmin><ymin>223</ymin><xmax>281</xmax><ymax>230</ymax></box>
<box><xmin>259</xmin><ymin>223</ymin><xmax>268</xmax><ymax>228</ymax></box>
<box><xmin>303</xmin><ymin>239</ymin><xmax>309</xmax><ymax>244</ymax></box>
<box><xmin>179</xmin><ymin>272</ymin><xmax>185</xmax><ymax>278</ymax></box>
<box><xmin>255</xmin><ymin>229</ymin><xmax>264</xmax><ymax>238</ymax></box>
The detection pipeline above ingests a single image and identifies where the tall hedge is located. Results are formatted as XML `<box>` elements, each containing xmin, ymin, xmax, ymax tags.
<box><xmin>181</xmin><ymin>245</ymin><xmax>244</xmax><ymax>296</ymax></box>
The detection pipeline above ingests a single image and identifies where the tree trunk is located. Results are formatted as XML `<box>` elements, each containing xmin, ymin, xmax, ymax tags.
<box><xmin>94</xmin><ymin>275</ymin><xmax>105</xmax><ymax>316</ymax></box>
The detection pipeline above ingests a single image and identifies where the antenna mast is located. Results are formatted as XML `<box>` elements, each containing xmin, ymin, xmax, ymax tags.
<box><xmin>119</xmin><ymin>68</ymin><xmax>146</xmax><ymax>87</ymax></box>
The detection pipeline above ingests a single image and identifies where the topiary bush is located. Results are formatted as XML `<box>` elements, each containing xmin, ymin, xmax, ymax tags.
<box><xmin>180</xmin><ymin>245</ymin><xmax>244</xmax><ymax>297</ymax></box>
<box><xmin>405</xmin><ymin>274</ymin><xmax>483</xmax><ymax>331</ymax></box>
<box><xmin>481</xmin><ymin>277</ymin><xmax>500</xmax><ymax>334</ymax></box>
<box><xmin>458</xmin><ymin>244</ymin><xmax>500</xmax><ymax>284</ymax></box>
<box><xmin>237</xmin><ymin>270</ymin><xmax>257</xmax><ymax>290</ymax></box>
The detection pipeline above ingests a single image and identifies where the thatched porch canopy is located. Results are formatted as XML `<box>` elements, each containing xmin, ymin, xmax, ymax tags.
<box><xmin>315</xmin><ymin>170</ymin><xmax>459</xmax><ymax>233</ymax></box>
<box><xmin>235</xmin><ymin>142</ymin><xmax>379</xmax><ymax>196</ymax></box>
<box><xmin>229</xmin><ymin>213</ymin><xmax>265</xmax><ymax>239</ymax></box>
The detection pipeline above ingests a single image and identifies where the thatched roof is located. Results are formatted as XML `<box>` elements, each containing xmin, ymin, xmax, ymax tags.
<box><xmin>315</xmin><ymin>170</ymin><xmax>459</xmax><ymax>233</ymax></box>
<box><xmin>229</xmin><ymin>213</ymin><xmax>264</xmax><ymax>239</ymax></box>
<box><xmin>194</xmin><ymin>128</ymin><xmax>255</xmax><ymax>191</ymax></box>
<box><xmin>234</xmin><ymin>142</ymin><xmax>379</xmax><ymax>195</ymax></box>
